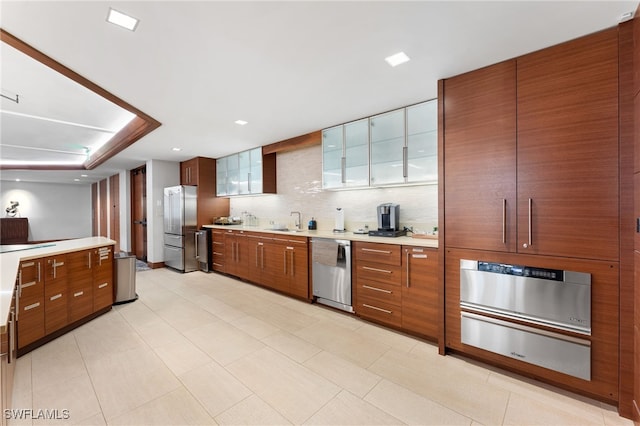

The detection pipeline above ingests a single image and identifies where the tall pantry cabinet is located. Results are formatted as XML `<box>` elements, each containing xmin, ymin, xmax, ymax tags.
<box><xmin>441</xmin><ymin>28</ymin><xmax>621</xmax><ymax>405</ymax></box>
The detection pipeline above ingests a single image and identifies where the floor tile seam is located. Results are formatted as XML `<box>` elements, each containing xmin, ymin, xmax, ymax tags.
<box><xmin>367</xmin><ymin>376</ymin><xmax>478</xmax><ymax>425</ymax></box>
<box><xmin>211</xmin><ymin>393</ymin><xmax>281</xmax><ymax>425</ymax></box>
<box><xmin>69</xmin><ymin>332</ymin><xmax>108</xmax><ymax>425</ymax></box>
<box><xmin>105</xmin><ymin>384</ymin><xmax>215</xmax><ymax>425</ymax></box>
<box><xmin>259</xmin><ymin>335</ymin><xmax>321</xmax><ymax>365</ymax></box>
<box><xmin>485</xmin><ymin>370</ymin><xmax>608</xmax><ymax>423</ymax></box>
<box><xmin>363</xmin><ymin>372</ymin><xmax>481</xmax><ymax>425</ymax></box>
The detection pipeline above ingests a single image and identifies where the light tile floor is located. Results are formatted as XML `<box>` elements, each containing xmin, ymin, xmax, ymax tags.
<box><xmin>8</xmin><ymin>268</ymin><xmax>634</xmax><ymax>425</ymax></box>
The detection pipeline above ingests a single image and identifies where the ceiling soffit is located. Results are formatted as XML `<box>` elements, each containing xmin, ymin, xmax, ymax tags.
<box><xmin>0</xmin><ymin>29</ymin><xmax>161</xmax><ymax>171</ymax></box>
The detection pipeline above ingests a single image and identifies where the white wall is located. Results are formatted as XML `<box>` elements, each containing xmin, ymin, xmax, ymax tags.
<box><xmin>230</xmin><ymin>144</ymin><xmax>438</xmax><ymax>233</ymax></box>
<box><xmin>0</xmin><ymin>180</ymin><xmax>92</xmax><ymax>241</ymax></box>
<box><xmin>146</xmin><ymin>159</ymin><xmax>180</xmax><ymax>263</ymax></box>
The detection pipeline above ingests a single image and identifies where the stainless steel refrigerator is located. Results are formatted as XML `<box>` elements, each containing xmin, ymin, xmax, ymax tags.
<box><xmin>163</xmin><ymin>185</ymin><xmax>198</xmax><ymax>272</ymax></box>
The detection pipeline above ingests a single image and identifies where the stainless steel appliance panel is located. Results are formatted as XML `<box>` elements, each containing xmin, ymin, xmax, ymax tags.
<box><xmin>312</xmin><ymin>238</ymin><xmax>352</xmax><ymax>312</ymax></box>
<box><xmin>460</xmin><ymin>260</ymin><xmax>591</xmax><ymax>334</ymax></box>
<box><xmin>461</xmin><ymin>312</ymin><xmax>591</xmax><ymax>380</ymax></box>
<box><xmin>164</xmin><ymin>244</ymin><xmax>183</xmax><ymax>270</ymax></box>
<box><xmin>164</xmin><ymin>233</ymin><xmax>183</xmax><ymax>248</ymax></box>
<box><xmin>195</xmin><ymin>230</ymin><xmax>209</xmax><ymax>272</ymax></box>
<box><xmin>163</xmin><ymin>185</ymin><xmax>198</xmax><ymax>272</ymax></box>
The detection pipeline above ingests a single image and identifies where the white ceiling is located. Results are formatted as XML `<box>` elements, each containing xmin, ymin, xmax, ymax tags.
<box><xmin>0</xmin><ymin>0</ymin><xmax>637</xmax><ymax>185</ymax></box>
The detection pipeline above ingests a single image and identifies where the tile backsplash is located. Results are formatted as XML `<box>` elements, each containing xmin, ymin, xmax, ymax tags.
<box><xmin>228</xmin><ymin>144</ymin><xmax>438</xmax><ymax>232</ymax></box>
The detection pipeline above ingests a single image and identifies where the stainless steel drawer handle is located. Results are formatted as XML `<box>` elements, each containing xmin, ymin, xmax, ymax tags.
<box><xmin>363</xmin><ymin>303</ymin><xmax>392</xmax><ymax>314</ymax></box>
<box><xmin>21</xmin><ymin>281</ymin><xmax>37</xmax><ymax>289</ymax></box>
<box><xmin>24</xmin><ymin>302</ymin><xmax>40</xmax><ymax>311</ymax></box>
<box><xmin>50</xmin><ymin>293</ymin><xmax>62</xmax><ymax>301</ymax></box>
<box><xmin>98</xmin><ymin>283</ymin><xmax>108</xmax><ymax>289</ymax></box>
<box><xmin>22</xmin><ymin>262</ymin><xmax>35</xmax><ymax>268</ymax></box>
<box><xmin>412</xmin><ymin>254</ymin><xmax>427</xmax><ymax>259</ymax></box>
<box><xmin>74</xmin><ymin>291</ymin><xmax>84</xmax><ymax>297</ymax></box>
<box><xmin>362</xmin><ymin>266</ymin><xmax>392</xmax><ymax>274</ymax></box>
<box><xmin>362</xmin><ymin>248</ymin><xmax>392</xmax><ymax>254</ymax></box>
<box><xmin>362</xmin><ymin>285</ymin><xmax>392</xmax><ymax>294</ymax></box>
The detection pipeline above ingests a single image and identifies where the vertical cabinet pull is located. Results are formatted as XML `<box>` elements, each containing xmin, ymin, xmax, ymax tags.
<box><xmin>405</xmin><ymin>250</ymin><xmax>410</xmax><ymax>288</ymax></box>
<box><xmin>402</xmin><ymin>146</ymin><xmax>408</xmax><ymax>178</ymax></box>
<box><xmin>523</xmin><ymin>198</ymin><xmax>533</xmax><ymax>248</ymax></box>
<box><xmin>502</xmin><ymin>198</ymin><xmax>507</xmax><ymax>244</ymax></box>
<box><xmin>341</xmin><ymin>157</ymin><xmax>346</xmax><ymax>184</ymax></box>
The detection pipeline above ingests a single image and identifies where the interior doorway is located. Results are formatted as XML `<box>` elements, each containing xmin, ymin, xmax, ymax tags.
<box><xmin>131</xmin><ymin>166</ymin><xmax>147</xmax><ymax>262</ymax></box>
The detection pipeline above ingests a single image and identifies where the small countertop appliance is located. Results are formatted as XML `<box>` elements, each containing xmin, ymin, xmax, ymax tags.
<box><xmin>369</xmin><ymin>203</ymin><xmax>406</xmax><ymax>237</ymax></box>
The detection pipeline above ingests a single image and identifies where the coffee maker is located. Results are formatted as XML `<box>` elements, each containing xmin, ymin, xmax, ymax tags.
<box><xmin>369</xmin><ymin>203</ymin><xmax>406</xmax><ymax>237</ymax></box>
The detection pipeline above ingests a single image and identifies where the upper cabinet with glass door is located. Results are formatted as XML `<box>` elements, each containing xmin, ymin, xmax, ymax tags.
<box><xmin>322</xmin><ymin>119</ymin><xmax>369</xmax><ymax>189</ymax></box>
<box><xmin>406</xmin><ymin>100</ymin><xmax>437</xmax><ymax>183</ymax></box>
<box><xmin>322</xmin><ymin>99</ymin><xmax>437</xmax><ymax>189</ymax></box>
<box><xmin>216</xmin><ymin>147</ymin><xmax>273</xmax><ymax>196</ymax></box>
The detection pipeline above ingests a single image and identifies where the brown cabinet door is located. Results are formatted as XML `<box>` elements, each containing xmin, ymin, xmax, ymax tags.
<box><xmin>44</xmin><ymin>255</ymin><xmax>68</xmax><ymax>331</ymax></box>
<box><xmin>401</xmin><ymin>247</ymin><xmax>438</xmax><ymax>339</ymax></box>
<box><xmin>516</xmin><ymin>29</ymin><xmax>619</xmax><ymax>261</ymax></box>
<box><xmin>66</xmin><ymin>250</ymin><xmax>93</xmax><ymax>323</ymax></box>
<box><xmin>180</xmin><ymin>158</ymin><xmax>199</xmax><ymax>185</ymax></box>
<box><xmin>19</xmin><ymin>259</ymin><xmax>43</xmax><ymax>299</ymax></box>
<box><xmin>286</xmin><ymin>242</ymin><xmax>309</xmax><ymax>299</ymax></box>
<box><xmin>93</xmin><ymin>246</ymin><xmax>114</xmax><ymax>311</ymax></box>
<box><xmin>263</xmin><ymin>238</ymin><xmax>287</xmax><ymax>293</ymax></box>
<box><xmin>443</xmin><ymin>60</ymin><xmax>517</xmax><ymax>252</ymax></box>
<box><xmin>17</xmin><ymin>293</ymin><xmax>44</xmax><ymax>349</ymax></box>
<box><xmin>224</xmin><ymin>232</ymin><xmax>249</xmax><ymax>279</ymax></box>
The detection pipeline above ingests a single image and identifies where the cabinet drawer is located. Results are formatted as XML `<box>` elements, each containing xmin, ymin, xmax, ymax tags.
<box><xmin>356</xmin><ymin>280</ymin><xmax>402</xmax><ymax>306</ymax></box>
<box><xmin>355</xmin><ymin>262</ymin><xmax>401</xmax><ymax>286</ymax></box>
<box><xmin>19</xmin><ymin>260</ymin><xmax>43</xmax><ymax>299</ymax></box>
<box><xmin>355</xmin><ymin>242</ymin><xmax>400</xmax><ymax>266</ymax></box>
<box><xmin>356</xmin><ymin>296</ymin><xmax>402</xmax><ymax>328</ymax></box>
<box><xmin>69</xmin><ymin>285</ymin><xmax>93</xmax><ymax>323</ymax></box>
<box><xmin>94</xmin><ymin>279</ymin><xmax>113</xmax><ymax>311</ymax></box>
<box><xmin>45</xmin><ymin>281</ymin><xmax>68</xmax><ymax>334</ymax></box>
<box><xmin>18</xmin><ymin>294</ymin><xmax>45</xmax><ymax>348</ymax></box>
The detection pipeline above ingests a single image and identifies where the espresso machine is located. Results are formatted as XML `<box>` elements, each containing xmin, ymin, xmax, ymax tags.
<box><xmin>369</xmin><ymin>203</ymin><xmax>406</xmax><ymax>237</ymax></box>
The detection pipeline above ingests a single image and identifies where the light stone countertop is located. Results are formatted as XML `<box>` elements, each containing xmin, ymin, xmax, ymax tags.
<box><xmin>0</xmin><ymin>237</ymin><xmax>116</xmax><ymax>333</ymax></box>
<box><xmin>203</xmin><ymin>225</ymin><xmax>439</xmax><ymax>248</ymax></box>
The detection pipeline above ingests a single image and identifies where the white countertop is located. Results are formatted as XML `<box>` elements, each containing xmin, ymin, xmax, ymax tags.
<box><xmin>203</xmin><ymin>225</ymin><xmax>439</xmax><ymax>248</ymax></box>
<box><xmin>0</xmin><ymin>237</ymin><xmax>116</xmax><ymax>333</ymax></box>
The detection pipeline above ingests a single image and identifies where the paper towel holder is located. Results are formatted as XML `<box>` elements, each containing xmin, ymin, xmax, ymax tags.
<box><xmin>333</xmin><ymin>207</ymin><xmax>346</xmax><ymax>233</ymax></box>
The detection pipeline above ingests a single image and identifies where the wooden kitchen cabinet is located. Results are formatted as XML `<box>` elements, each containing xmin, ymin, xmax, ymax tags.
<box><xmin>17</xmin><ymin>258</ymin><xmax>48</xmax><ymax>348</ymax></box>
<box><xmin>444</xmin><ymin>29</ymin><xmax>618</xmax><ymax>261</ymax></box>
<box><xmin>211</xmin><ymin>229</ymin><xmax>226</xmax><ymax>273</ymax></box>
<box><xmin>401</xmin><ymin>246</ymin><xmax>438</xmax><ymax>339</ymax></box>
<box><xmin>224</xmin><ymin>230</ymin><xmax>249</xmax><ymax>280</ymax></box>
<box><xmin>180</xmin><ymin>157</ymin><xmax>199</xmax><ymax>185</ymax></box>
<box><xmin>43</xmin><ymin>254</ymin><xmax>69</xmax><ymax>334</ymax></box>
<box><xmin>67</xmin><ymin>250</ymin><xmax>93</xmax><ymax>324</ymax></box>
<box><xmin>181</xmin><ymin>157</ymin><xmax>230</xmax><ymax>228</ymax></box>
<box><xmin>93</xmin><ymin>246</ymin><xmax>114</xmax><ymax>312</ymax></box>
<box><xmin>353</xmin><ymin>242</ymin><xmax>402</xmax><ymax>328</ymax></box>
<box><xmin>1</xmin><ymin>289</ymin><xmax>17</xmax><ymax>426</ymax></box>
<box><xmin>278</xmin><ymin>236</ymin><xmax>309</xmax><ymax>299</ymax></box>
<box><xmin>216</xmin><ymin>149</ymin><xmax>277</xmax><ymax>196</ymax></box>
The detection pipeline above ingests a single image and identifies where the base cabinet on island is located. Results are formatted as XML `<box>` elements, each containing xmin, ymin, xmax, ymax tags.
<box><xmin>16</xmin><ymin>244</ymin><xmax>115</xmax><ymax>354</ymax></box>
<box><xmin>353</xmin><ymin>241</ymin><xmax>439</xmax><ymax>340</ymax></box>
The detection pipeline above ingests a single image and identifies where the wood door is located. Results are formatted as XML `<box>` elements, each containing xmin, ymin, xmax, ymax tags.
<box><xmin>287</xmin><ymin>241</ymin><xmax>308</xmax><ymax>299</ymax></box>
<box><xmin>91</xmin><ymin>183</ymin><xmax>98</xmax><ymax>236</ymax></box>
<box><xmin>109</xmin><ymin>174</ymin><xmax>120</xmax><ymax>252</ymax></box>
<box><xmin>517</xmin><ymin>28</ymin><xmax>619</xmax><ymax>261</ymax></box>
<box><xmin>43</xmin><ymin>254</ymin><xmax>68</xmax><ymax>333</ymax></box>
<box><xmin>443</xmin><ymin>60</ymin><xmax>517</xmax><ymax>252</ymax></box>
<box><xmin>131</xmin><ymin>166</ymin><xmax>147</xmax><ymax>261</ymax></box>
<box><xmin>266</xmin><ymin>238</ymin><xmax>290</xmax><ymax>294</ymax></box>
<box><xmin>66</xmin><ymin>250</ymin><xmax>93</xmax><ymax>323</ymax></box>
<box><xmin>401</xmin><ymin>246</ymin><xmax>438</xmax><ymax>339</ymax></box>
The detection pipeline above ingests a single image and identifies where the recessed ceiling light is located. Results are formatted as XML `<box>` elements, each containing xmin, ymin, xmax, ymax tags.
<box><xmin>81</xmin><ymin>174</ymin><xmax>88</xmax><ymax>177</ymax></box>
<box><xmin>172</xmin><ymin>147</ymin><xmax>182</xmax><ymax>152</ymax></box>
<box><xmin>107</xmin><ymin>8</ymin><xmax>139</xmax><ymax>31</ymax></box>
<box><xmin>235</xmin><ymin>120</ymin><xmax>248</xmax><ymax>126</ymax></box>
<box><xmin>15</xmin><ymin>179</ymin><xmax>20</xmax><ymax>182</ymax></box>
<box><xmin>385</xmin><ymin>52</ymin><xmax>410</xmax><ymax>67</ymax></box>
<box><xmin>74</xmin><ymin>179</ymin><xmax>80</xmax><ymax>182</ymax></box>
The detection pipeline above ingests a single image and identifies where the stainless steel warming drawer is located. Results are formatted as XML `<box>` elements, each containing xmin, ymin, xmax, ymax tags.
<box><xmin>459</xmin><ymin>259</ymin><xmax>592</xmax><ymax>381</ymax></box>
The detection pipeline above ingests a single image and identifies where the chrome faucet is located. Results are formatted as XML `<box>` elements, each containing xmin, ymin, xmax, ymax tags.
<box><xmin>290</xmin><ymin>211</ymin><xmax>301</xmax><ymax>230</ymax></box>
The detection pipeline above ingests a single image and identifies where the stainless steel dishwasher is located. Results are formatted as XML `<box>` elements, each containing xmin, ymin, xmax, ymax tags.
<box><xmin>311</xmin><ymin>238</ymin><xmax>352</xmax><ymax>312</ymax></box>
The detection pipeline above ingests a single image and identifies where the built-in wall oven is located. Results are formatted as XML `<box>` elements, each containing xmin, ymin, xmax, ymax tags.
<box><xmin>459</xmin><ymin>259</ymin><xmax>592</xmax><ymax>380</ymax></box>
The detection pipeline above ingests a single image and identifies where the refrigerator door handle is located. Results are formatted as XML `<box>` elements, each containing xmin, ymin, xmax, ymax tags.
<box><xmin>195</xmin><ymin>232</ymin><xmax>199</xmax><ymax>259</ymax></box>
